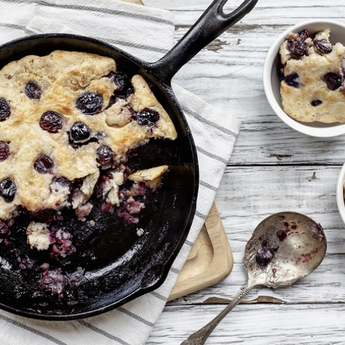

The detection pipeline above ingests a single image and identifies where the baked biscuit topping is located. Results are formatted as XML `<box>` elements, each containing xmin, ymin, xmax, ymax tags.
<box><xmin>0</xmin><ymin>50</ymin><xmax>176</xmax><ymax>221</ymax></box>
<box><xmin>0</xmin><ymin>50</ymin><xmax>177</xmax><ymax>297</ymax></box>
<box><xmin>279</xmin><ymin>29</ymin><xmax>345</xmax><ymax>123</ymax></box>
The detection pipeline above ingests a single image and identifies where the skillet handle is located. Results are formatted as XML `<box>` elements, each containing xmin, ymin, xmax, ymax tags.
<box><xmin>147</xmin><ymin>0</ymin><xmax>258</xmax><ymax>85</ymax></box>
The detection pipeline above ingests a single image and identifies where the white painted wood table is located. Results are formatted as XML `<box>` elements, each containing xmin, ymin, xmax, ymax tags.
<box><xmin>142</xmin><ymin>0</ymin><xmax>345</xmax><ymax>344</ymax></box>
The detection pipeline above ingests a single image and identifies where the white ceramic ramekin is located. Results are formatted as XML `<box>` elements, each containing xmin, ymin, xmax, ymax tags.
<box><xmin>263</xmin><ymin>20</ymin><xmax>345</xmax><ymax>137</ymax></box>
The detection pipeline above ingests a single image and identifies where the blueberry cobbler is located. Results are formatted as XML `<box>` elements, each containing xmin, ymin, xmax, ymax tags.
<box><xmin>0</xmin><ymin>51</ymin><xmax>177</xmax><ymax>298</ymax></box>
<box><xmin>279</xmin><ymin>29</ymin><xmax>345</xmax><ymax>123</ymax></box>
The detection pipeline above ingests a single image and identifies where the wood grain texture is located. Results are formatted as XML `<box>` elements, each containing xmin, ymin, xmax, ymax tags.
<box><xmin>168</xmin><ymin>203</ymin><xmax>233</xmax><ymax>301</ymax></box>
<box><xmin>138</xmin><ymin>0</ymin><xmax>345</xmax><ymax>344</ymax></box>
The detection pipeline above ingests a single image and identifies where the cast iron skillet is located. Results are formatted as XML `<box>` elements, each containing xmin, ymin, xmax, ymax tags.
<box><xmin>0</xmin><ymin>0</ymin><xmax>257</xmax><ymax>320</ymax></box>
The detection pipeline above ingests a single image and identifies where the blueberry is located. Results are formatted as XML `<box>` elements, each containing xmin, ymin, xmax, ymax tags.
<box><xmin>135</xmin><ymin>108</ymin><xmax>160</xmax><ymax>126</ymax></box>
<box><xmin>69</xmin><ymin>122</ymin><xmax>91</xmax><ymax>143</ymax></box>
<box><xmin>314</xmin><ymin>39</ymin><xmax>333</xmax><ymax>54</ymax></box>
<box><xmin>284</xmin><ymin>72</ymin><xmax>300</xmax><ymax>88</ymax></box>
<box><xmin>25</xmin><ymin>81</ymin><xmax>42</xmax><ymax>99</ymax></box>
<box><xmin>110</xmin><ymin>71</ymin><xmax>134</xmax><ymax>99</ymax></box>
<box><xmin>0</xmin><ymin>141</ymin><xmax>10</xmax><ymax>161</ymax></box>
<box><xmin>76</xmin><ymin>92</ymin><xmax>103</xmax><ymax>115</ymax></box>
<box><xmin>0</xmin><ymin>178</ymin><xmax>16</xmax><ymax>202</ymax></box>
<box><xmin>287</xmin><ymin>40</ymin><xmax>307</xmax><ymax>59</ymax></box>
<box><xmin>39</xmin><ymin>111</ymin><xmax>63</xmax><ymax>133</ymax></box>
<box><xmin>295</xmin><ymin>30</ymin><xmax>309</xmax><ymax>42</ymax></box>
<box><xmin>311</xmin><ymin>99</ymin><xmax>323</xmax><ymax>106</ymax></box>
<box><xmin>287</xmin><ymin>30</ymin><xmax>310</xmax><ymax>60</ymax></box>
<box><xmin>323</xmin><ymin>72</ymin><xmax>342</xmax><ymax>90</ymax></box>
<box><xmin>34</xmin><ymin>155</ymin><xmax>54</xmax><ymax>174</ymax></box>
<box><xmin>96</xmin><ymin>145</ymin><xmax>115</xmax><ymax>165</ymax></box>
<box><xmin>256</xmin><ymin>247</ymin><xmax>275</xmax><ymax>266</ymax></box>
<box><xmin>0</xmin><ymin>98</ymin><xmax>10</xmax><ymax>121</ymax></box>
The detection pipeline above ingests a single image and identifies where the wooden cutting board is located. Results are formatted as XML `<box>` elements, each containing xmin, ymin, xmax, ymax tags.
<box><xmin>168</xmin><ymin>202</ymin><xmax>233</xmax><ymax>301</ymax></box>
<box><xmin>117</xmin><ymin>0</ymin><xmax>234</xmax><ymax>300</ymax></box>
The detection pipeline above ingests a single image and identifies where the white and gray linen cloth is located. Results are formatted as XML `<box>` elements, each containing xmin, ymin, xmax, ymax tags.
<box><xmin>0</xmin><ymin>0</ymin><xmax>241</xmax><ymax>344</ymax></box>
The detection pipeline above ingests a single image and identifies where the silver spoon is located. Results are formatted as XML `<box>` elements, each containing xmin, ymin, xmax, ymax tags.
<box><xmin>181</xmin><ymin>211</ymin><xmax>327</xmax><ymax>345</ymax></box>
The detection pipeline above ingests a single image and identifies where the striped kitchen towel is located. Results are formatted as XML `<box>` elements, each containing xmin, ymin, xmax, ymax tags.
<box><xmin>0</xmin><ymin>0</ymin><xmax>241</xmax><ymax>344</ymax></box>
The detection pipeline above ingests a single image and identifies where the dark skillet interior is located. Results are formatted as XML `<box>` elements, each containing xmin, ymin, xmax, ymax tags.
<box><xmin>0</xmin><ymin>34</ymin><xmax>198</xmax><ymax>320</ymax></box>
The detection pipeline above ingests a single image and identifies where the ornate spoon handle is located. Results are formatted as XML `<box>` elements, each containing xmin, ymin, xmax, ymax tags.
<box><xmin>180</xmin><ymin>281</ymin><xmax>253</xmax><ymax>345</ymax></box>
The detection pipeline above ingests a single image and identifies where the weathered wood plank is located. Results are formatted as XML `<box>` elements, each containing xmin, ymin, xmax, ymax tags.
<box><xmin>167</xmin><ymin>166</ymin><xmax>345</xmax><ymax>304</ymax></box>
<box><xmin>142</xmin><ymin>0</ymin><xmax>345</xmax><ymax>343</ymax></box>
<box><xmin>148</xmin><ymin>303</ymin><xmax>345</xmax><ymax>344</ymax></box>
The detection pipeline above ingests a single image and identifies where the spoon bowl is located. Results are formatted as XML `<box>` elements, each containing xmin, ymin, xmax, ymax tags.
<box><xmin>181</xmin><ymin>212</ymin><xmax>327</xmax><ymax>345</ymax></box>
<box><xmin>244</xmin><ymin>212</ymin><xmax>326</xmax><ymax>288</ymax></box>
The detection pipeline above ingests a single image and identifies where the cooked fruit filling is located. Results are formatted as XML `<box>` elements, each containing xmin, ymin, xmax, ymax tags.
<box><xmin>0</xmin><ymin>50</ymin><xmax>177</xmax><ymax>298</ymax></box>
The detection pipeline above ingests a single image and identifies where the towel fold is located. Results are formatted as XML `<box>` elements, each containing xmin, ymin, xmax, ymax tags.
<box><xmin>0</xmin><ymin>0</ymin><xmax>240</xmax><ymax>344</ymax></box>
